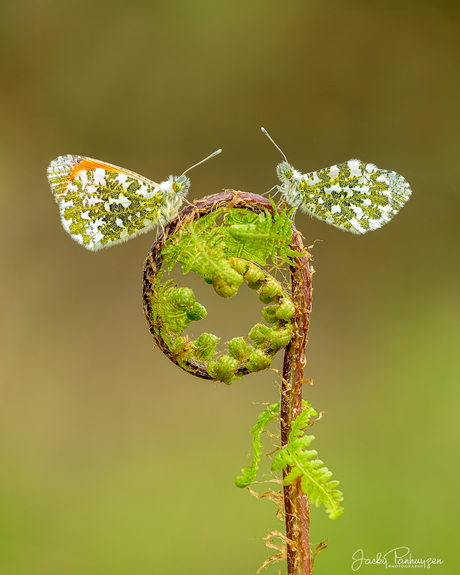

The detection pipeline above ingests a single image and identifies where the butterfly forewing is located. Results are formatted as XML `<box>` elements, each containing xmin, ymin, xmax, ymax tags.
<box><xmin>294</xmin><ymin>159</ymin><xmax>412</xmax><ymax>234</ymax></box>
<box><xmin>47</xmin><ymin>155</ymin><xmax>175</xmax><ymax>250</ymax></box>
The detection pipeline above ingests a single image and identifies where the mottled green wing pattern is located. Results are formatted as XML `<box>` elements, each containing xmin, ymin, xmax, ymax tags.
<box><xmin>47</xmin><ymin>155</ymin><xmax>188</xmax><ymax>250</ymax></box>
<box><xmin>277</xmin><ymin>159</ymin><xmax>412</xmax><ymax>234</ymax></box>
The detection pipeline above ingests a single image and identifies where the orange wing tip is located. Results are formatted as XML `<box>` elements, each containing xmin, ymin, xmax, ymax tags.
<box><xmin>47</xmin><ymin>155</ymin><xmax>130</xmax><ymax>198</ymax></box>
<box><xmin>68</xmin><ymin>158</ymin><xmax>128</xmax><ymax>180</ymax></box>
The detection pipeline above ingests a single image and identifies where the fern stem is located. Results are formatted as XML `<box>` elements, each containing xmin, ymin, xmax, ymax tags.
<box><xmin>281</xmin><ymin>228</ymin><xmax>313</xmax><ymax>574</ymax></box>
<box><xmin>144</xmin><ymin>190</ymin><xmax>313</xmax><ymax>571</ymax></box>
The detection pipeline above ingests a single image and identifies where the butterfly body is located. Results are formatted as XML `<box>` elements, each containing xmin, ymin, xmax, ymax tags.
<box><xmin>275</xmin><ymin>158</ymin><xmax>412</xmax><ymax>234</ymax></box>
<box><xmin>47</xmin><ymin>155</ymin><xmax>190</xmax><ymax>250</ymax></box>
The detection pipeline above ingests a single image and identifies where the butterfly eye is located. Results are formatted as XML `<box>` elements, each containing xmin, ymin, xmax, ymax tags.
<box><xmin>284</xmin><ymin>168</ymin><xmax>293</xmax><ymax>179</ymax></box>
<box><xmin>173</xmin><ymin>182</ymin><xmax>182</xmax><ymax>193</ymax></box>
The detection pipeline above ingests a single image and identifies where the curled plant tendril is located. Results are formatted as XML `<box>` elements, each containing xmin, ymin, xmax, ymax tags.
<box><xmin>142</xmin><ymin>192</ymin><xmax>308</xmax><ymax>385</ymax></box>
<box><xmin>142</xmin><ymin>191</ymin><xmax>340</xmax><ymax>573</ymax></box>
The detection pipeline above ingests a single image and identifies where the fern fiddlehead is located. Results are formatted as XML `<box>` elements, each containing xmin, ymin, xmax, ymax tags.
<box><xmin>143</xmin><ymin>192</ymin><xmax>301</xmax><ymax>384</ymax></box>
<box><xmin>142</xmin><ymin>190</ymin><xmax>342</xmax><ymax>574</ymax></box>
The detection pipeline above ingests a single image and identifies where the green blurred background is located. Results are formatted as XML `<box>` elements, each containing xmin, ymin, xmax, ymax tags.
<box><xmin>1</xmin><ymin>0</ymin><xmax>459</xmax><ymax>573</ymax></box>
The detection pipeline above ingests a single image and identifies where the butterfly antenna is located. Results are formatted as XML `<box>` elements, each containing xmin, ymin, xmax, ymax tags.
<box><xmin>261</xmin><ymin>127</ymin><xmax>288</xmax><ymax>162</ymax></box>
<box><xmin>182</xmin><ymin>149</ymin><xmax>222</xmax><ymax>175</ymax></box>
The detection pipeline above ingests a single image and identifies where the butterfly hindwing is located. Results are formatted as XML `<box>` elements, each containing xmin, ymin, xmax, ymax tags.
<box><xmin>47</xmin><ymin>155</ymin><xmax>189</xmax><ymax>250</ymax></box>
<box><xmin>277</xmin><ymin>159</ymin><xmax>412</xmax><ymax>234</ymax></box>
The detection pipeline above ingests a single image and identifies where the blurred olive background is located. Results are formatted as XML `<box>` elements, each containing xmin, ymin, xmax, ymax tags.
<box><xmin>1</xmin><ymin>1</ymin><xmax>459</xmax><ymax>573</ymax></box>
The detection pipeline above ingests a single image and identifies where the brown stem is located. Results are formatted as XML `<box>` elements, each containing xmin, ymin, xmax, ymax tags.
<box><xmin>281</xmin><ymin>228</ymin><xmax>313</xmax><ymax>574</ymax></box>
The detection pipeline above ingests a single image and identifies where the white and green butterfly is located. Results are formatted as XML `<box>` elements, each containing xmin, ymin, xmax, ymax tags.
<box><xmin>47</xmin><ymin>150</ymin><xmax>221</xmax><ymax>250</ymax></box>
<box><xmin>262</xmin><ymin>127</ymin><xmax>412</xmax><ymax>234</ymax></box>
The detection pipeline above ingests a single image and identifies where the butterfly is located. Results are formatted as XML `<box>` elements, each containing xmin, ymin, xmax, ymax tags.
<box><xmin>261</xmin><ymin>128</ymin><xmax>412</xmax><ymax>234</ymax></box>
<box><xmin>47</xmin><ymin>150</ymin><xmax>221</xmax><ymax>250</ymax></box>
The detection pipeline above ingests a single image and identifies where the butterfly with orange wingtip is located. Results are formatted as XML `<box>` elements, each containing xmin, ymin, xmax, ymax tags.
<box><xmin>47</xmin><ymin>150</ymin><xmax>221</xmax><ymax>250</ymax></box>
